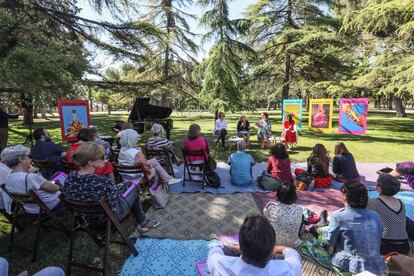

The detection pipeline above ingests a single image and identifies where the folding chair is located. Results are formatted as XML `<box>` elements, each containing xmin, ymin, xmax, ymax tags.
<box><xmin>143</xmin><ymin>146</ymin><xmax>175</xmax><ymax>177</ymax></box>
<box><xmin>181</xmin><ymin>148</ymin><xmax>208</xmax><ymax>188</ymax></box>
<box><xmin>0</xmin><ymin>184</ymin><xmax>69</xmax><ymax>262</ymax></box>
<box><xmin>59</xmin><ymin>194</ymin><xmax>138</xmax><ymax>275</ymax></box>
<box><xmin>32</xmin><ymin>159</ymin><xmax>58</xmax><ymax>179</ymax></box>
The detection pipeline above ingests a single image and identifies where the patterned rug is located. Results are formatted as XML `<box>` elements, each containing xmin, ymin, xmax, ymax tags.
<box><xmin>120</xmin><ymin>238</ymin><xmax>335</xmax><ymax>276</ymax></box>
<box><xmin>253</xmin><ymin>190</ymin><xmax>344</xmax><ymax>214</ymax></box>
<box><xmin>143</xmin><ymin>193</ymin><xmax>260</xmax><ymax>240</ymax></box>
<box><xmin>368</xmin><ymin>190</ymin><xmax>414</xmax><ymax>219</ymax></box>
<box><xmin>120</xmin><ymin>238</ymin><xmax>219</xmax><ymax>276</ymax></box>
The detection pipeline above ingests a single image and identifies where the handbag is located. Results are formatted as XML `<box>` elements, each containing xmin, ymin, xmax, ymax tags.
<box><xmin>207</xmin><ymin>156</ymin><xmax>217</xmax><ymax>171</ymax></box>
<box><xmin>258</xmin><ymin>175</ymin><xmax>281</xmax><ymax>191</ymax></box>
<box><xmin>150</xmin><ymin>182</ymin><xmax>169</xmax><ymax>209</ymax></box>
<box><xmin>384</xmin><ymin>252</ymin><xmax>414</xmax><ymax>276</ymax></box>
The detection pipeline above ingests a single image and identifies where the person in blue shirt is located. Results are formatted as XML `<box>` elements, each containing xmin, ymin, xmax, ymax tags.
<box><xmin>227</xmin><ymin>140</ymin><xmax>255</xmax><ymax>186</ymax></box>
<box><xmin>31</xmin><ymin>128</ymin><xmax>66</xmax><ymax>174</ymax></box>
<box><xmin>300</xmin><ymin>182</ymin><xmax>387</xmax><ymax>275</ymax></box>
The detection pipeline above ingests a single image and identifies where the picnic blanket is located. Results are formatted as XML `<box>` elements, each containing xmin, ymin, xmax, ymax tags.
<box><xmin>253</xmin><ymin>190</ymin><xmax>344</xmax><ymax>214</ymax></box>
<box><xmin>120</xmin><ymin>238</ymin><xmax>219</xmax><ymax>276</ymax></box>
<box><xmin>143</xmin><ymin>193</ymin><xmax>260</xmax><ymax>240</ymax></box>
<box><xmin>120</xmin><ymin>238</ymin><xmax>335</xmax><ymax>276</ymax></box>
<box><xmin>368</xmin><ymin>190</ymin><xmax>414</xmax><ymax>219</ymax></box>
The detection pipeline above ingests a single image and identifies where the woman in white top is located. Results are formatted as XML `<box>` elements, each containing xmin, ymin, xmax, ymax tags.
<box><xmin>214</xmin><ymin>112</ymin><xmax>228</xmax><ymax>148</ymax></box>
<box><xmin>118</xmin><ymin>129</ymin><xmax>180</xmax><ymax>184</ymax></box>
<box><xmin>1</xmin><ymin>145</ymin><xmax>62</xmax><ymax>214</ymax></box>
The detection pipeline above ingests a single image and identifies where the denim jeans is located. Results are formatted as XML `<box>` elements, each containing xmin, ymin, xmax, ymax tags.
<box><xmin>115</xmin><ymin>183</ymin><xmax>147</xmax><ymax>226</ymax></box>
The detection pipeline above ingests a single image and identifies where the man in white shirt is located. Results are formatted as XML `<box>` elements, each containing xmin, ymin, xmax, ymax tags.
<box><xmin>214</xmin><ymin>112</ymin><xmax>228</xmax><ymax>148</ymax></box>
<box><xmin>207</xmin><ymin>215</ymin><xmax>302</xmax><ymax>276</ymax></box>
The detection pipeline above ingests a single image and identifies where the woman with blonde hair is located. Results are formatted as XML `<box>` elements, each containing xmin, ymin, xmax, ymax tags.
<box><xmin>118</xmin><ymin>129</ymin><xmax>181</xmax><ymax>184</ymax></box>
<box><xmin>63</xmin><ymin>142</ymin><xmax>159</xmax><ymax>236</ymax></box>
<box><xmin>236</xmin><ymin>115</ymin><xmax>250</xmax><ymax>146</ymax></box>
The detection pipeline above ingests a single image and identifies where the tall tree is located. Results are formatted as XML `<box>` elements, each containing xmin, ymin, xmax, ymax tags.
<box><xmin>341</xmin><ymin>0</ymin><xmax>414</xmax><ymax>117</ymax></box>
<box><xmin>247</xmin><ymin>0</ymin><xmax>349</xmax><ymax>100</ymax></box>
<box><xmin>197</xmin><ymin>0</ymin><xmax>255</xmax><ymax>118</ymax></box>
<box><xmin>140</xmin><ymin>0</ymin><xmax>199</xmax><ymax>106</ymax></box>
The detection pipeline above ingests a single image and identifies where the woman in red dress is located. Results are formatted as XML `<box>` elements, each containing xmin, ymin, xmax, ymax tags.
<box><xmin>282</xmin><ymin>113</ymin><xmax>297</xmax><ymax>147</ymax></box>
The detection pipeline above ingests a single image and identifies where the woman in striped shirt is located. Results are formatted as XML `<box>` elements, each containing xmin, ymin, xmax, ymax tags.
<box><xmin>146</xmin><ymin>124</ymin><xmax>182</xmax><ymax>167</ymax></box>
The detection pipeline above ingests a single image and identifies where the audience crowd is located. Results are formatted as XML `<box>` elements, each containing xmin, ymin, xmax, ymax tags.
<box><xmin>0</xmin><ymin>116</ymin><xmax>413</xmax><ymax>276</ymax></box>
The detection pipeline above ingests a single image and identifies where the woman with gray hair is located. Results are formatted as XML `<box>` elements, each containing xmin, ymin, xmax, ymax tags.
<box><xmin>367</xmin><ymin>173</ymin><xmax>409</xmax><ymax>255</ymax></box>
<box><xmin>1</xmin><ymin>145</ymin><xmax>63</xmax><ymax>214</ymax></box>
<box><xmin>146</xmin><ymin>123</ymin><xmax>182</xmax><ymax>166</ymax></box>
<box><xmin>118</xmin><ymin>129</ymin><xmax>181</xmax><ymax>184</ymax></box>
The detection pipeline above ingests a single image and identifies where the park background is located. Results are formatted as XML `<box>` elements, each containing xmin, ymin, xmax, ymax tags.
<box><xmin>1</xmin><ymin>0</ymin><xmax>414</xmax><ymax>274</ymax></box>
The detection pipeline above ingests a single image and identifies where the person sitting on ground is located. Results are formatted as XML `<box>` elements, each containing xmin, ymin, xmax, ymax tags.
<box><xmin>1</xmin><ymin>257</ymin><xmax>65</xmax><ymax>276</ymax></box>
<box><xmin>281</xmin><ymin>113</ymin><xmax>297</xmax><ymax>147</ymax></box>
<box><xmin>367</xmin><ymin>173</ymin><xmax>409</xmax><ymax>255</ymax></box>
<box><xmin>66</xmin><ymin>128</ymin><xmax>115</xmax><ymax>183</ymax></box>
<box><xmin>207</xmin><ymin>215</ymin><xmax>302</xmax><ymax>276</ymax></box>
<box><xmin>214</xmin><ymin>112</ymin><xmax>228</xmax><ymax>148</ymax></box>
<box><xmin>237</xmin><ymin>115</ymin><xmax>250</xmax><ymax>147</ymax></box>
<box><xmin>227</xmin><ymin>140</ymin><xmax>255</xmax><ymax>187</ymax></box>
<box><xmin>301</xmin><ymin>182</ymin><xmax>387</xmax><ymax>275</ymax></box>
<box><xmin>118</xmin><ymin>129</ymin><xmax>180</xmax><ymax>184</ymax></box>
<box><xmin>332</xmin><ymin>142</ymin><xmax>359</xmax><ymax>183</ymax></box>
<box><xmin>146</xmin><ymin>123</ymin><xmax>182</xmax><ymax>166</ymax></box>
<box><xmin>183</xmin><ymin>123</ymin><xmax>210</xmax><ymax>164</ymax></box>
<box><xmin>266</xmin><ymin>143</ymin><xmax>293</xmax><ymax>183</ymax></box>
<box><xmin>2</xmin><ymin>145</ymin><xmax>63</xmax><ymax>214</ymax></box>
<box><xmin>390</xmin><ymin>161</ymin><xmax>414</xmax><ymax>189</ymax></box>
<box><xmin>256</xmin><ymin>112</ymin><xmax>272</xmax><ymax>149</ymax></box>
<box><xmin>31</xmin><ymin>128</ymin><xmax>66</xmax><ymax>173</ymax></box>
<box><xmin>264</xmin><ymin>182</ymin><xmax>304</xmax><ymax>248</ymax></box>
<box><xmin>62</xmin><ymin>142</ymin><xmax>159</xmax><ymax>237</ymax></box>
<box><xmin>307</xmin><ymin>144</ymin><xmax>332</xmax><ymax>189</ymax></box>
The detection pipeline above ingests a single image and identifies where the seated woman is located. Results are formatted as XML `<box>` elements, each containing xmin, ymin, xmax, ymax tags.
<box><xmin>207</xmin><ymin>215</ymin><xmax>302</xmax><ymax>276</ymax></box>
<box><xmin>2</xmin><ymin>145</ymin><xmax>63</xmax><ymax>214</ymax></box>
<box><xmin>281</xmin><ymin>113</ymin><xmax>297</xmax><ymax>147</ymax></box>
<box><xmin>256</xmin><ymin>112</ymin><xmax>272</xmax><ymax>149</ymax></box>
<box><xmin>146</xmin><ymin>123</ymin><xmax>181</xmax><ymax>166</ymax></box>
<box><xmin>118</xmin><ymin>129</ymin><xmax>180</xmax><ymax>184</ymax></box>
<box><xmin>307</xmin><ymin>144</ymin><xmax>332</xmax><ymax>189</ymax></box>
<box><xmin>214</xmin><ymin>112</ymin><xmax>227</xmax><ymax>148</ymax></box>
<box><xmin>236</xmin><ymin>115</ymin><xmax>250</xmax><ymax>146</ymax></box>
<box><xmin>367</xmin><ymin>174</ymin><xmax>409</xmax><ymax>255</ymax></box>
<box><xmin>62</xmin><ymin>142</ymin><xmax>159</xmax><ymax>237</ymax></box>
<box><xmin>301</xmin><ymin>182</ymin><xmax>387</xmax><ymax>275</ymax></box>
<box><xmin>66</xmin><ymin>128</ymin><xmax>115</xmax><ymax>183</ymax></box>
<box><xmin>183</xmin><ymin>124</ymin><xmax>210</xmax><ymax>164</ymax></box>
<box><xmin>227</xmin><ymin>141</ymin><xmax>255</xmax><ymax>187</ymax></box>
<box><xmin>264</xmin><ymin>182</ymin><xmax>303</xmax><ymax>248</ymax></box>
<box><xmin>390</xmin><ymin>161</ymin><xmax>414</xmax><ymax>189</ymax></box>
<box><xmin>332</xmin><ymin>142</ymin><xmax>359</xmax><ymax>183</ymax></box>
<box><xmin>266</xmin><ymin>143</ymin><xmax>293</xmax><ymax>183</ymax></box>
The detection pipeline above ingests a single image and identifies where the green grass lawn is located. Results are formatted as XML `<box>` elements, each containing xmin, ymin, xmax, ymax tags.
<box><xmin>1</xmin><ymin>109</ymin><xmax>413</xmax><ymax>274</ymax></box>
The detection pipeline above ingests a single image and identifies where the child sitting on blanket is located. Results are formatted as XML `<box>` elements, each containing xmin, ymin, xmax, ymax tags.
<box><xmin>207</xmin><ymin>215</ymin><xmax>302</xmax><ymax>276</ymax></box>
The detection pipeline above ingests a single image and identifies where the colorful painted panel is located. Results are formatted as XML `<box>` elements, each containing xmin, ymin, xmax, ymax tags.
<box><xmin>58</xmin><ymin>99</ymin><xmax>90</xmax><ymax>142</ymax></box>
<box><xmin>308</xmin><ymin>99</ymin><xmax>333</xmax><ymax>133</ymax></box>
<box><xmin>282</xmin><ymin>99</ymin><xmax>303</xmax><ymax>130</ymax></box>
<box><xmin>338</xmin><ymin>98</ymin><xmax>369</xmax><ymax>135</ymax></box>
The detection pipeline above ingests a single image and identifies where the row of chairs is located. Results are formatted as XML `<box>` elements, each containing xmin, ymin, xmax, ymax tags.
<box><xmin>0</xmin><ymin>184</ymin><xmax>138</xmax><ymax>275</ymax></box>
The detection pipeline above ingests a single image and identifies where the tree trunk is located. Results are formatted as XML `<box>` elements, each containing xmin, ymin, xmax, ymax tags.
<box><xmin>387</xmin><ymin>97</ymin><xmax>393</xmax><ymax>110</ymax></box>
<box><xmin>41</xmin><ymin>108</ymin><xmax>47</xmax><ymax>119</ymax></box>
<box><xmin>108</xmin><ymin>104</ymin><xmax>111</xmax><ymax>115</ymax></box>
<box><xmin>394</xmin><ymin>96</ymin><xmax>407</xmax><ymax>117</ymax></box>
<box><xmin>266</xmin><ymin>99</ymin><xmax>271</xmax><ymax>111</ymax></box>
<box><xmin>22</xmin><ymin>108</ymin><xmax>33</xmax><ymax>125</ymax></box>
<box><xmin>33</xmin><ymin>106</ymin><xmax>38</xmax><ymax>119</ymax></box>
<box><xmin>281</xmin><ymin>0</ymin><xmax>293</xmax><ymax>100</ymax></box>
<box><xmin>160</xmin><ymin>0</ymin><xmax>173</xmax><ymax>107</ymax></box>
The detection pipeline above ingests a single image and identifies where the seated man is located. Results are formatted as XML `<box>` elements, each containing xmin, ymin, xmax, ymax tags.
<box><xmin>227</xmin><ymin>141</ymin><xmax>255</xmax><ymax>186</ymax></box>
<box><xmin>207</xmin><ymin>215</ymin><xmax>301</xmax><ymax>276</ymax></box>
<box><xmin>31</xmin><ymin>128</ymin><xmax>66</xmax><ymax>173</ymax></box>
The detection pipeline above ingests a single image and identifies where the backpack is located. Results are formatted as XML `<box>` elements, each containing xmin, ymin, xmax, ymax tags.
<box><xmin>205</xmin><ymin>168</ymin><xmax>221</xmax><ymax>188</ymax></box>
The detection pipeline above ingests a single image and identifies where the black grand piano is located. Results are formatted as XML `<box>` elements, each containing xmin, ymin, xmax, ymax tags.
<box><xmin>112</xmin><ymin>98</ymin><xmax>173</xmax><ymax>140</ymax></box>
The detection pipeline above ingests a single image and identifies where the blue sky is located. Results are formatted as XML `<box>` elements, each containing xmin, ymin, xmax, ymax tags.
<box><xmin>78</xmin><ymin>0</ymin><xmax>256</xmax><ymax>75</ymax></box>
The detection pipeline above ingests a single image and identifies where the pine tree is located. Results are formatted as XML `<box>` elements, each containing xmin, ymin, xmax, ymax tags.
<box><xmin>247</xmin><ymin>0</ymin><xmax>349</xmax><ymax>100</ymax></box>
<box><xmin>197</xmin><ymin>0</ymin><xmax>255</xmax><ymax>118</ymax></box>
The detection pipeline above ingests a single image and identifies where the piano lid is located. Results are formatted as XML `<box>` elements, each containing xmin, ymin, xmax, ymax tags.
<box><xmin>128</xmin><ymin>97</ymin><xmax>172</xmax><ymax>121</ymax></box>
